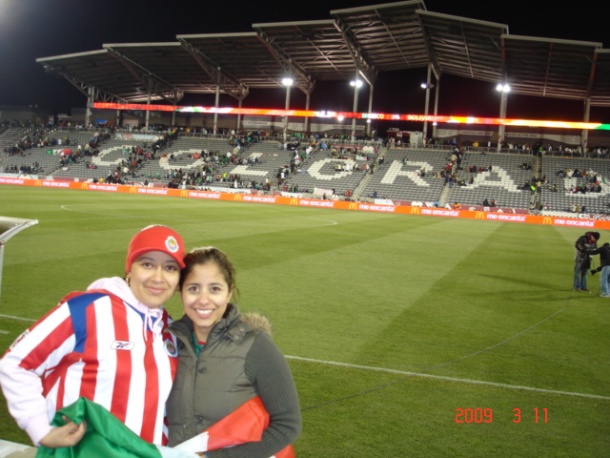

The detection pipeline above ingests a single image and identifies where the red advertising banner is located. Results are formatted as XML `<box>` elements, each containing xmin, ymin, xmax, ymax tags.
<box><xmin>2</xmin><ymin>178</ymin><xmax>609</xmax><ymax>229</ymax></box>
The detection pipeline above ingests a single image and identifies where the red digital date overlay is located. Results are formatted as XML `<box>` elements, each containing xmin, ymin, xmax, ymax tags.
<box><xmin>455</xmin><ymin>408</ymin><xmax>549</xmax><ymax>424</ymax></box>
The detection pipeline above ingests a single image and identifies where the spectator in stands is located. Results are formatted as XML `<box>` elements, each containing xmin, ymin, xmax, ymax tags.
<box><xmin>166</xmin><ymin>246</ymin><xmax>301</xmax><ymax>456</ymax></box>
<box><xmin>483</xmin><ymin>198</ymin><xmax>490</xmax><ymax>207</ymax></box>
<box><xmin>573</xmin><ymin>231</ymin><xmax>600</xmax><ymax>292</ymax></box>
<box><xmin>0</xmin><ymin>225</ymin><xmax>185</xmax><ymax>449</ymax></box>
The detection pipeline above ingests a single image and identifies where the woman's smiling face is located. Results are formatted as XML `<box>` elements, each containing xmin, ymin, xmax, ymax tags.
<box><xmin>180</xmin><ymin>261</ymin><xmax>233</xmax><ymax>342</ymax></box>
<box><xmin>128</xmin><ymin>251</ymin><xmax>180</xmax><ymax>309</ymax></box>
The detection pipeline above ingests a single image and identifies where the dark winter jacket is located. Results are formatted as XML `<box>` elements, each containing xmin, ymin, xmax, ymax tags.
<box><xmin>589</xmin><ymin>242</ymin><xmax>610</xmax><ymax>268</ymax></box>
<box><xmin>574</xmin><ymin>231</ymin><xmax>600</xmax><ymax>270</ymax></box>
<box><xmin>166</xmin><ymin>304</ymin><xmax>301</xmax><ymax>458</ymax></box>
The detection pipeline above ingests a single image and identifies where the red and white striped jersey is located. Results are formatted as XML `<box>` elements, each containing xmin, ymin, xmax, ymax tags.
<box><xmin>0</xmin><ymin>277</ymin><xmax>178</xmax><ymax>446</ymax></box>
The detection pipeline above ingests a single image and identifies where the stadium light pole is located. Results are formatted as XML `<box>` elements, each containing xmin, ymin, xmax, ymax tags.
<box><xmin>496</xmin><ymin>83</ymin><xmax>511</xmax><ymax>152</ymax></box>
<box><xmin>421</xmin><ymin>82</ymin><xmax>434</xmax><ymax>147</ymax></box>
<box><xmin>282</xmin><ymin>77</ymin><xmax>294</xmax><ymax>143</ymax></box>
<box><xmin>350</xmin><ymin>78</ymin><xmax>363</xmax><ymax>142</ymax></box>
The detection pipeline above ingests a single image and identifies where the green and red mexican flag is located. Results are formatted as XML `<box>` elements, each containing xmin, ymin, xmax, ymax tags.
<box><xmin>36</xmin><ymin>397</ymin><xmax>294</xmax><ymax>458</ymax></box>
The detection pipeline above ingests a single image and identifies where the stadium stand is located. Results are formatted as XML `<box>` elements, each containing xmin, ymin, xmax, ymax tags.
<box><xmin>361</xmin><ymin>148</ymin><xmax>447</xmax><ymax>203</ymax></box>
<box><xmin>2</xmin><ymin>126</ymin><xmax>610</xmax><ymax>217</ymax></box>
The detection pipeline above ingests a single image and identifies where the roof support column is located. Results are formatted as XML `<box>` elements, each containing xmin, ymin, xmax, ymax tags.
<box><xmin>422</xmin><ymin>65</ymin><xmax>433</xmax><ymax>145</ymax></box>
<box><xmin>236</xmin><ymin>98</ymin><xmax>243</xmax><ymax>133</ymax></box>
<box><xmin>145</xmin><ymin>91</ymin><xmax>151</xmax><ymax>131</ymax></box>
<box><xmin>366</xmin><ymin>84</ymin><xmax>373</xmax><ymax>137</ymax></box>
<box><xmin>350</xmin><ymin>73</ymin><xmax>362</xmax><ymax>142</ymax></box>
<box><xmin>283</xmin><ymin>79</ymin><xmax>293</xmax><ymax>142</ymax></box>
<box><xmin>432</xmin><ymin>79</ymin><xmax>440</xmax><ymax>139</ymax></box>
<box><xmin>582</xmin><ymin>98</ymin><xmax>591</xmax><ymax>154</ymax></box>
<box><xmin>497</xmin><ymin>89</ymin><xmax>508</xmax><ymax>152</ymax></box>
<box><xmin>85</xmin><ymin>86</ymin><xmax>94</xmax><ymax>127</ymax></box>
<box><xmin>303</xmin><ymin>93</ymin><xmax>310</xmax><ymax>134</ymax></box>
<box><xmin>213</xmin><ymin>74</ymin><xmax>220</xmax><ymax>136</ymax></box>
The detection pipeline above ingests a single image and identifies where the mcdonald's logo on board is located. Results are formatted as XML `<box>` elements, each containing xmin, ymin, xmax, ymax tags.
<box><xmin>410</xmin><ymin>207</ymin><xmax>420</xmax><ymax>214</ymax></box>
<box><xmin>348</xmin><ymin>202</ymin><xmax>359</xmax><ymax>210</ymax></box>
<box><xmin>233</xmin><ymin>194</ymin><xmax>243</xmax><ymax>201</ymax></box>
<box><xmin>180</xmin><ymin>190</ymin><xmax>188</xmax><ymax>197</ymax></box>
<box><xmin>35</xmin><ymin>180</ymin><xmax>42</xmax><ymax>187</ymax></box>
<box><xmin>81</xmin><ymin>183</ymin><xmax>89</xmax><ymax>190</ymax></box>
<box><xmin>129</xmin><ymin>186</ymin><xmax>136</xmax><ymax>193</ymax></box>
<box><xmin>289</xmin><ymin>198</ymin><xmax>299</xmax><ymax>206</ymax></box>
<box><xmin>475</xmin><ymin>212</ymin><xmax>486</xmax><ymax>220</ymax></box>
<box><xmin>542</xmin><ymin>217</ymin><xmax>553</xmax><ymax>225</ymax></box>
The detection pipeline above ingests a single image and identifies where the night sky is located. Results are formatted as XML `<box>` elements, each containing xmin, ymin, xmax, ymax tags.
<box><xmin>1</xmin><ymin>0</ymin><xmax>609</xmax><ymax>122</ymax></box>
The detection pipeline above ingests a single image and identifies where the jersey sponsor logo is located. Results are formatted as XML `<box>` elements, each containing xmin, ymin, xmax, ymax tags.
<box><xmin>9</xmin><ymin>330</ymin><xmax>30</xmax><ymax>350</ymax></box>
<box><xmin>111</xmin><ymin>340</ymin><xmax>135</xmax><ymax>350</ymax></box>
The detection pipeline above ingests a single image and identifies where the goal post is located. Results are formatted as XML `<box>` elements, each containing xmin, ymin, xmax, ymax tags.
<box><xmin>0</xmin><ymin>217</ymin><xmax>39</xmax><ymax>307</ymax></box>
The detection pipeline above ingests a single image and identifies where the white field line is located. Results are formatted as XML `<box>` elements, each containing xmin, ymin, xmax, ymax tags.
<box><xmin>0</xmin><ymin>314</ymin><xmax>36</xmax><ymax>334</ymax></box>
<box><xmin>2</xmin><ymin>314</ymin><xmax>607</xmax><ymax>401</ymax></box>
<box><xmin>286</xmin><ymin>355</ymin><xmax>610</xmax><ymax>401</ymax></box>
<box><xmin>0</xmin><ymin>314</ymin><xmax>35</xmax><ymax>322</ymax></box>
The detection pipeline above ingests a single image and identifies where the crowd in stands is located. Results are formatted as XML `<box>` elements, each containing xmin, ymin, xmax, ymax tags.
<box><xmin>555</xmin><ymin>167</ymin><xmax>604</xmax><ymax>193</ymax></box>
<box><xmin>4</xmin><ymin>162</ymin><xmax>43</xmax><ymax>175</ymax></box>
<box><xmin>4</xmin><ymin>126</ymin><xmax>112</xmax><ymax>156</ymax></box>
<box><xmin>5</xmin><ymin>121</ymin><xmax>610</xmax><ymax>215</ymax></box>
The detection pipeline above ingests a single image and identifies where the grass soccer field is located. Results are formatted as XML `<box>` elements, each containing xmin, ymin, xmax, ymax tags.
<box><xmin>0</xmin><ymin>186</ymin><xmax>608</xmax><ymax>457</ymax></box>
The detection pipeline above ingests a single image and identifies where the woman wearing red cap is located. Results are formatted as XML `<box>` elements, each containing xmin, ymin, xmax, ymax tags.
<box><xmin>0</xmin><ymin>225</ymin><xmax>186</xmax><ymax>449</ymax></box>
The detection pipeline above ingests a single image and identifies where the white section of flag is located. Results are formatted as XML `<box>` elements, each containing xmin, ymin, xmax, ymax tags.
<box><xmin>173</xmin><ymin>431</ymin><xmax>210</xmax><ymax>454</ymax></box>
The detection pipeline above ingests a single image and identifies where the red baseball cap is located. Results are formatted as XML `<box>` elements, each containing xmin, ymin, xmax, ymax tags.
<box><xmin>125</xmin><ymin>225</ymin><xmax>186</xmax><ymax>272</ymax></box>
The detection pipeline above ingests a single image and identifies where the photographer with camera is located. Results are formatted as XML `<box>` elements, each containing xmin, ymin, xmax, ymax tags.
<box><xmin>589</xmin><ymin>241</ymin><xmax>610</xmax><ymax>297</ymax></box>
<box><xmin>573</xmin><ymin>231</ymin><xmax>600</xmax><ymax>292</ymax></box>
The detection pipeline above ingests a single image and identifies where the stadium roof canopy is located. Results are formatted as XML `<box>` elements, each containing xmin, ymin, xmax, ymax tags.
<box><xmin>35</xmin><ymin>0</ymin><xmax>610</xmax><ymax>111</ymax></box>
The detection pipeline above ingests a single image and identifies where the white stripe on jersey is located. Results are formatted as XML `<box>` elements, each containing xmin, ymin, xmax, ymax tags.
<box><xmin>152</xmin><ymin>331</ymin><xmax>175</xmax><ymax>442</ymax></box>
<box><xmin>90</xmin><ymin>296</ymin><xmax>118</xmax><ymax>413</ymax></box>
<box><xmin>15</xmin><ymin>304</ymin><xmax>74</xmax><ymax>373</ymax></box>
<box><xmin>124</xmin><ymin>305</ymin><xmax>148</xmax><ymax>438</ymax></box>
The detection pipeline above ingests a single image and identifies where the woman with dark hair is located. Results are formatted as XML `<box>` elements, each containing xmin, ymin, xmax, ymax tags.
<box><xmin>167</xmin><ymin>246</ymin><xmax>301</xmax><ymax>458</ymax></box>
